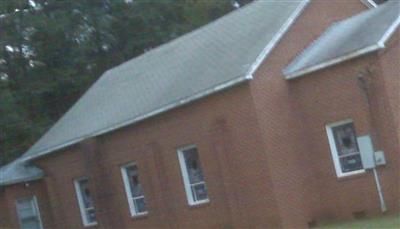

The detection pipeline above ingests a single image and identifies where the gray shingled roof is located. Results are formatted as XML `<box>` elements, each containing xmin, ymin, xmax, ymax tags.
<box><xmin>1</xmin><ymin>0</ymin><xmax>308</xmax><ymax>186</ymax></box>
<box><xmin>284</xmin><ymin>0</ymin><xmax>400</xmax><ymax>79</ymax></box>
<box><xmin>0</xmin><ymin>159</ymin><xmax>43</xmax><ymax>186</ymax></box>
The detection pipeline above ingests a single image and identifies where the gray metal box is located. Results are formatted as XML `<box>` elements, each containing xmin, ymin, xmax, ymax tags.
<box><xmin>374</xmin><ymin>151</ymin><xmax>386</xmax><ymax>166</ymax></box>
<box><xmin>357</xmin><ymin>135</ymin><xmax>376</xmax><ymax>169</ymax></box>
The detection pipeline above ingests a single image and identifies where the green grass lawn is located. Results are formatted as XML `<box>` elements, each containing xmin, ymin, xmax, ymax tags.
<box><xmin>2</xmin><ymin>215</ymin><xmax>399</xmax><ymax>229</ymax></box>
<box><xmin>317</xmin><ymin>214</ymin><xmax>400</xmax><ymax>229</ymax></box>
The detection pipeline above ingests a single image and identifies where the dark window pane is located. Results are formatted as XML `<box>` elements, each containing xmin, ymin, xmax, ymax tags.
<box><xmin>182</xmin><ymin>146</ymin><xmax>209</xmax><ymax>202</ymax></box>
<box><xmin>133</xmin><ymin>197</ymin><xmax>147</xmax><ymax>214</ymax></box>
<box><xmin>18</xmin><ymin>207</ymin><xmax>36</xmax><ymax>219</ymax></box>
<box><xmin>77</xmin><ymin>179</ymin><xmax>96</xmax><ymax>224</ymax></box>
<box><xmin>86</xmin><ymin>208</ymin><xmax>97</xmax><ymax>223</ymax></box>
<box><xmin>183</xmin><ymin>148</ymin><xmax>204</xmax><ymax>184</ymax></box>
<box><xmin>340</xmin><ymin>154</ymin><xmax>363</xmax><ymax>173</ymax></box>
<box><xmin>332</xmin><ymin>123</ymin><xmax>359</xmax><ymax>156</ymax></box>
<box><xmin>126</xmin><ymin>165</ymin><xmax>147</xmax><ymax>213</ymax></box>
<box><xmin>374</xmin><ymin>0</ymin><xmax>388</xmax><ymax>4</ymax></box>
<box><xmin>192</xmin><ymin>183</ymin><xmax>208</xmax><ymax>201</ymax></box>
<box><xmin>21</xmin><ymin>218</ymin><xmax>41</xmax><ymax>229</ymax></box>
<box><xmin>126</xmin><ymin>165</ymin><xmax>144</xmax><ymax>198</ymax></box>
<box><xmin>79</xmin><ymin>180</ymin><xmax>94</xmax><ymax>209</ymax></box>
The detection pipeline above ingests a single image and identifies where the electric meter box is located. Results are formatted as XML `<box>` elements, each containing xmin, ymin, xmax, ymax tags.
<box><xmin>357</xmin><ymin>135</ymin><xmax>376</xmax><ymax>169</ymax></box>
<box><xmin>374</xmin><ymin>150</ymin><xmax>386</xmax><ymax>166</ymax></box>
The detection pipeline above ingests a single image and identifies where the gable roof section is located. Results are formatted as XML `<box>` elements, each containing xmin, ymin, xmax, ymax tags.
<box><xmin>284</xmin><ymin>0</ymin><xmax>400</xmax><ymax>79</ymax></box>
<box><xmin>0</xmin><ymin>0</ymin><xmax>309</xmax><ymax>186</ymax></box>
<box><xmin>0</xmin><ymin>159</ymin><xmax>43</xmax><ymax>186</ymax></box>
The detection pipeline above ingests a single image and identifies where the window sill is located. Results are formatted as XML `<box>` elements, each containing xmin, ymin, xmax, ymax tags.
<box><xmin>189</xmin><ymin>200</ymin><xmax>210</xmax><ymax>209</ymax></box>
<box><xmin>336</xmin><ymin>170</ymin><xmax>367</xmax><ymax>181</ymax></box>
<box><xmin>130</xmin><ymin>212</ymin><xmax>149</xmax><ymax>220</ymax></box>
<box><xmin>83</xmin><ymin>222</ymin><xmax>98</xmax><ymax>228</ymax></box>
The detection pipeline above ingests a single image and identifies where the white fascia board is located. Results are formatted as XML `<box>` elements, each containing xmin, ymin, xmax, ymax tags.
<box><xmin>22</xmin><ymin>76</ymin><xmax>251</xmax><ymax>163</ymax></box>
<box><xmin>246</xmin><ymin>0</ymin><xmax>310</xmax><ymax>78</ymax></box>
<box><xmin>378</xmin><ymin>14</ymin><xmax>400</xmax><ymax>46</ymax></box>
<box><xmin>0</xmin><ymin>168</ymin><xmax>44</xmax><ymax>186</ymax></box>
<box><xmin>0</xmin><ymin>174</ymin><xmax>43</xmax><ymax>186</ymax></box>
<box><xmin>0</xmin><ymin>160</ymin><xmax>44</xmax><ymax>186</ymax></box>
<box><xmin>285</xmin><ymin>44</ymin><xmax>383</xmax><ymax>80</ymax></box>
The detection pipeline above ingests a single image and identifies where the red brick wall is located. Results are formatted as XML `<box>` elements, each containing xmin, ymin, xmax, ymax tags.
<box><xmin>286</xmin><ymin>54</ymin><xmax>399</xmax><ymax>220</ymax></box>
<box><xmin>248</xmin><ymin>0</ymin><xmax>400</xmax><ymax>226</ymax></box>
<box><xmin>282</xmin><ymin>29</ymin><xmax>400</xmax><ymax>223</ymax></box>
<box><xmin>367</xmin><ymin>31</ymin><xmax>400</xmax><ymax>214</ymax></box>
<box><xmin>0</xmin><ymin>190</ymin><xmax>12</xmax><ymax>228</ymax></box>
<box><xmin>248</xmin><ymin>0</ymin><xmax>370</xmax><ymax>228</ymax></box>
<box><xmin>1</xmin><ymin>180</ymin><xmax>54</xmax><ymax>229</ymax></box>
<box><xmin>33</xmin><ymin>83</ymin><xmax>282</xmax><ymax>229</ymax></box>
<box><xmin>376</xmin><ymin>30</ymin><xmax>400</xmax><ymax>144</ymax></box>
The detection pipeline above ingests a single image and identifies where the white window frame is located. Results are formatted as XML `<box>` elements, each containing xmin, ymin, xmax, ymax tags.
<box><xmin>121</xmin><ymin>162</ymin><xmax>148</xmax><ymax>217</ymax></box>
<box><xmin>362</xmin><ymin>0</ymin><xmax>378</xmax><ymax>8</ymax></box>
<box><xmin>15</xmin><ymin>196</ymin><xmax>44</xmax><ymax>229</ymax></box>
<box><xmin>177</xmin><ymin>145</ymin><xmax>209</xmax><ymax>206</ymax></box>
<box><xmin>74</xmin><ymin>177</ymin><xmax>98</xmax><ymax>227</ymax></box>
<box><xmin>326</xmin><ymin>119</ymin><xmax>365</xmax><ymax>177</ymax></box>
<box><xmin>361</xmin><ymin>0</ymin><xmax>387</xmax><ymax>8</ymax></box>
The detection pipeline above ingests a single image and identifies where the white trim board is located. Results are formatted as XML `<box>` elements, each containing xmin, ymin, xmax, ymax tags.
<box><xmin>285</xmin><ymin>44</ymin><xmax>383</xmax><ymax>79</ymax></box>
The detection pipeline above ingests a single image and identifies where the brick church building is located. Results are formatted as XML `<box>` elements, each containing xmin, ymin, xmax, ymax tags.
<box><xmin>1</xmin><ymin>0</ymin><xmax>399</xmax><ymax>228</ymax></box>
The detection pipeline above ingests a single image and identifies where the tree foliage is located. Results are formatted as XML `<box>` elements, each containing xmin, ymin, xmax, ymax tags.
<box><xmin>0</xmin><ymin>0</ymin><xmax>252</xmax><ymax>166</ymax></box>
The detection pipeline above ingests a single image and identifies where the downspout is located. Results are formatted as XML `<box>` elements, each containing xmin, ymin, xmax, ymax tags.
<box><xmin>357</xmin><ymin>69</ymin><xmax>387</xmax><ymax>213</ymax></box>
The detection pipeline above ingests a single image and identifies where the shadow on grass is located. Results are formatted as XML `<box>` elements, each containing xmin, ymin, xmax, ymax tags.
<box><xmin>316</xmin><ymin>213</ymin><xmax>400</xmax><ymax>229</ymax></box>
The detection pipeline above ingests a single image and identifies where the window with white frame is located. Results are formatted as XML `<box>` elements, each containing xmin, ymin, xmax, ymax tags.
<box><xmin>374</xmin><ymin>0</ymin><xmax>388</xmax><ymax>3</ymax></box>
<box><xmin>121</xmin><ymin>163</ymin><xmax>148</xmax><ymax>216</ymax></box>
<box><xmin>74</xmin><ymin>178</ymin><xmax>97</xmax><ymax>227</ymax></box>
<box><xmin>326</xmin><ymin>120</ymin><xmax>364</xmax><ymax>177</ymax></box>
<box><xmin>15</xmin><ymin>196</ymin><xmax>43</xmax><ymax>229</ymax></box>
<box><xmin>177</xmin><ymin>145</ymin><xmax>209</xmax><ymax>205</ymax></box>
<box><xmin>362</xmin><ymin>0</ymin><xmax>388</xmax><ymax>8</ymax></box>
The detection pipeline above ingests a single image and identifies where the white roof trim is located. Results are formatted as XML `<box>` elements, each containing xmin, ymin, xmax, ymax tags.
<box><xmin>0</xmin><ymin>160</ymin><xmax>44</xmax><ymax>186</ymax></box>
<box><xmin>0</xmin><ymin>174</ymin><xmax>43</xmax><ymax>186</ymax></box>
<box><xmin>285</xmin><ymin>12</ymin><xmax>400</xmax><ymax>80</ymax></box>
<box><xmin>378</xmin><ymin>13</ymin><xmax>400</xmax><ymax>46</ymax></box>
<box><xmin>246</xmin><ymin>0</ymin><xmax>310</xmax><ymax>77</ymax></box>
<box><xmin>285</xmin><ymin>44</ymin><xmax>382</xmax><ymax>79</ymax></box>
